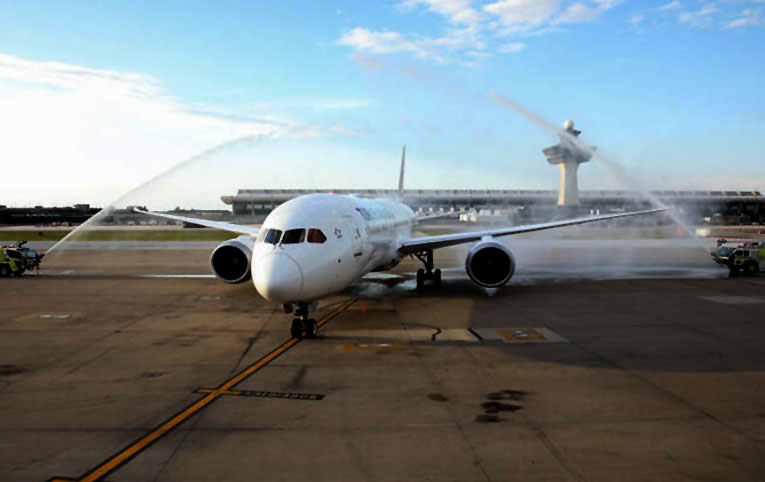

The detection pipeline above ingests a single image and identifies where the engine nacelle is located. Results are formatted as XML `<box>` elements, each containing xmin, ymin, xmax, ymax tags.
<box><xmin>210</xmin><ymin>235</ymin><xmax>254</xmax><ymax>283</ymax></box>
<box><xmin>465</xmin><ymin>240</ymin><xmax>516</xmax><ymax>288</ymax></box>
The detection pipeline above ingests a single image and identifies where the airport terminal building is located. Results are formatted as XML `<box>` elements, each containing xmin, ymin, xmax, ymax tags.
<box><xmin>221</xmin><ymin>189</ymin><xmax>764</xmax><ymax>225</ymax></box>
<box><xmin>221</xmin><ymin>125</ymin><xmax>763</xmax><ymax>226</ymax></box>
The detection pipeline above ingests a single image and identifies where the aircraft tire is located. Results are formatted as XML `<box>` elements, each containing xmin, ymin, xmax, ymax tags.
<box><xmin>291</xmin><ymin>318</ymin><xmax>304</xmax><ymax>339</ymax></box>
<box><xmin>434</xmin><ymin>269</ymin><xmax>442</xmax><ymax>288</ymax></box>
<box><xmin>305</xmin><ymin>320</ymin><xmax>318</xmax><ymax>339</ymax></box>
<box><xmin>416</xmin><ymin>269</ymin><xmax>424</xmax><ymax>290</ymax></box>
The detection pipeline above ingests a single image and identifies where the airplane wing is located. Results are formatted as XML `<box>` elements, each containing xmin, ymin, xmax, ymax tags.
<box><xmin>133</xmin><ymin>208</ymin><xmax>260</xmax><ymax>236</ymax></box>
<box><xmin>398</xmin><ymin>208</ymin><xmax>666</xmax><ymax>254</ymax></box>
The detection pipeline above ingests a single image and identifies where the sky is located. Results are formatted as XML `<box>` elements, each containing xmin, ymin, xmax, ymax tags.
<box><xmin>0</xmin><ymin>0</ymin><xmax>764</xmax><ymax>208</ymax></box>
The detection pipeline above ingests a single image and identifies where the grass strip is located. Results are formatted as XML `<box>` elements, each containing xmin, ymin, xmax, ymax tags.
<box><xmin>0</xmin><ymin>231</ymin><xmax>239</xmax><ymax>242</ymax></box>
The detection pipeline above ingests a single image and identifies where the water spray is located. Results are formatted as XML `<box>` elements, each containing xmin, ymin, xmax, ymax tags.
<box><xmin>489</xmin><ymin>92</ymin><xmax>709</xmax><ymax>252</ymax></box>
<box><xmin>45</xmin><ymin>119</ymin><xmax>366</xmax><ymax>256</ymax></box>
<box><xmin>45</xmin><ymin>133</ymin><xmax>270</xmax><ymax>255</ymax></box>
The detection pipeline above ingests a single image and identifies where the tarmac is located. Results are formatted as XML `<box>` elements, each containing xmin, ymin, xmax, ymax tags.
<box><xmin>1</xmin><ymin>238</ymin><xmax>764</xmax><ymax>481</ymax></box>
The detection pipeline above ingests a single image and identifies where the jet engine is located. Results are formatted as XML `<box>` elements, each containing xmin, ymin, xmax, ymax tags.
<box><xmin>210</xmin><ymin>235</ymin><xmax>254</xmax><ymax>283</ymax></box>
<box><xmin>465</xmin><ymin>240</ymin><xmax>515</xmax><ymax>288</ymax></box>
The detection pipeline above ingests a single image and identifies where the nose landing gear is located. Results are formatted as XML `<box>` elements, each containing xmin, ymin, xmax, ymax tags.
<box><xmin>286</xmin><ymin>302</ymin><xmax>318</xmax><ymax>339</ymax></box>
<box><xmin>413</xmin><ymin>249</ymin><xmax>442</xmax><ymax>290</ymax></box>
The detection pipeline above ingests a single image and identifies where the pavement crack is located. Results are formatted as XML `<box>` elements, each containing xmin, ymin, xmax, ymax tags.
<box><xmin>288</xmin><ymin>366</ymin><xmax>308</xmax><ymax>389</ymax></box>
<box><xmin>531</xmin><ymin>426</ymin><xmax>589</xmax><ymax>482</ymax></box>
<box><xmin>568</xmin><ymin>337</ymin><xmax>765</xmax><ymax>448</ymax></box>
<box><xmin>233</xmin><ymin>335</ymin><xmax>259</xmax><ymax>373</ymax></box>
<box><xmin>401</xmin><ymin>321</ymin><xmax>492</xmax><ymax>481</ymax></box>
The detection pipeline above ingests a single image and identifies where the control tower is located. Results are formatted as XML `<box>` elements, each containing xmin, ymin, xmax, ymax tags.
<box><xmin>542</xmin><ymin>120</ymin><xmax>593</xmax><ymax>206</ymax></box>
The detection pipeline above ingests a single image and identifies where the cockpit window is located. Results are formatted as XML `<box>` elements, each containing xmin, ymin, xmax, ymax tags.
<box><xmin>264</xmin><ymin>229</ymin><xmax>282</xmax><ymax>245</ymax></box>
<box><xmin>282</xmin><ymin>229</ymin><xmax>305</xmax><ymax>244</ymax></box>
<box><xmin>307</xmin><ymin>228</ymin><xmax>327</xmax><ymax>244</ymax></box>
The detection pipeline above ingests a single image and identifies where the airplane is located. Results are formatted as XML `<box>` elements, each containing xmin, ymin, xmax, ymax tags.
<box><xmin>135</xmin><ymin>147</ymin><xmax>665</xmax><ymax>339</ymax></box>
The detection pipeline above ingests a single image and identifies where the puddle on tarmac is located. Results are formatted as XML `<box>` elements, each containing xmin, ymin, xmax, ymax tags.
<box><xmin>0</xmin><ymin>365</ymin><xmax>27</xmax><ymax>376</ymax></box>
<box><xmin>475</xmin><ymin>414</ymin><xmax>502</xmax><ymax>423</ymax></box>
<box><xmin>427</xmin><ymin>393</ymin><xmax>449</xmax><ymax>402</ymax></box>
<box><xmin>487</xmin><ymin>389</ymin><xmax>528</xmax><ymax>401</ymax></box>
<box><xmin>482</xmin><ymin>401</ymin><xmax>522</xmax><ymax>413</ymax></box>
<box><xmin>475</xmin><ymin>389</ymin><xmax>529</xmax><ymax>421</ymax></box>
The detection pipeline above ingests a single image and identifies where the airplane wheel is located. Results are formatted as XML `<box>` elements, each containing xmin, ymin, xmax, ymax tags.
<box><xmin>305</xmin><ymin>319</ymin><xmax>318</xmax><ymax>339</ymax></box>
<box><xmin>434</xmin><ymin>269</ymin><xmax>442</xmax><ymax>288</ymax></box>
<box><xmin>290</xmin><ymin>318</ymin><xmax>304</xmax><ymax>339</ymax></box>
<box><xmin>416</xmin><ymin>269</ymin><xmax>424</xmax><ymax>290</ymax></box>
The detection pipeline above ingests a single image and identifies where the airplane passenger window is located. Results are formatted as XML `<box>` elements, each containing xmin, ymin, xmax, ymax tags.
<box><xmin>264</xmin><ymin>229</ymin><xmax>282</xmax><ymax>245</ymax></box>
<box><xmin>307</xmin><ymin>228</ymin><xmax>327</xmax><ymax>243</ymax></box>
<box><xmin>282</xmin><ymin>229</ymin><xmax>305</xmax><ymax>244</ymax></box>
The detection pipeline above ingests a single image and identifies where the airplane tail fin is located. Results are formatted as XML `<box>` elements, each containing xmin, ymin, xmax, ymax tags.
<box><xmin>398</xmin><ymin>145</ymin><xmax>406</xmax><ymax>203</ymax></box>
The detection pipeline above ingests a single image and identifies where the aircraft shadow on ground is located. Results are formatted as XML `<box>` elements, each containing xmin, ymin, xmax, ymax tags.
<box><xmin>346</xmin><ymin>271</ymin><xmax>765</xmax><ymax>374</ymax></box>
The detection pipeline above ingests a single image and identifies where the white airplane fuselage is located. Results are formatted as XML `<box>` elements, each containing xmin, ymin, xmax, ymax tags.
<box><xmin>252</xmin><ymin>193</ymin><xmax>415</xmax><ymax>303</ymax></box>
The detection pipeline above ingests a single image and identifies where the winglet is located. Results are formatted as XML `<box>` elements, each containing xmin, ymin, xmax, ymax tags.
<box><xmin>398</xmin><ymin>145</ymin><xmax>406</xmax><ymax>203</ymax></box>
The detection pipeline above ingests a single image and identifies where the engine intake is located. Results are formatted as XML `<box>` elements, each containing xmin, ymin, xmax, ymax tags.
<box><xmin>465</xmin><ymin>240</ymin><xmax>515</xmax><ymax>288</ymax></box>
<box><xmin>210</xmin><ymin>235</ymin><xmax>254</xmax><ymax>283</ymax></box>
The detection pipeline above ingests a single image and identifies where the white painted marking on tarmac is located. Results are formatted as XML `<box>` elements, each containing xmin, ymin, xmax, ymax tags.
<box><xmin>357</xmin><ymin>342</ymin><xmax>393</xmax><ymax>348</ymax></box>
<box><xmin>39</xmin><ymin>314</ymin><xmax>70</xmax><ymax>319</ymax></box>
<box><xmin>140</xmin><ymin>274</ymin><xmax>216</xmax><ymax>279</ymax></box>
<box><xmin>328</xmin><ymin>328</ymin><xmax>567</xmax><ymax>343</ymax></box>
<box><xmin>699</xmin><ymin>296</ymin><xmax>765</xmax><ymax>305</ymax></box>
<box><xmin>473</xmin><ymin>327</ymin><xmax>568</xmax><ymax>343</ymax></box>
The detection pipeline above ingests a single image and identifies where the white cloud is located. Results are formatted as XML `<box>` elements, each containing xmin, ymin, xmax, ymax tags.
<box><xmin>658</xmin><ymin>1</ymin><xmax>682</xmax><ymax>11</ymax></box>
<box><xmin>483</xmin><ymin>0</ymin><xmax>562</xmax><ymax>26</ymax></box>
<box><xmin>337</xmin><ymin>28</ymin><xmax>423</xmax><ymax>56</ymax></box>
<box><xmin>555</xmin><ymin>2</ymin><xmax>599</xmax><ymax>23</ymax></box>
<box><xmin>498</xmin><ymin>41</ymin><xmax>527</xmax><ymax>52</ymax></box>
<box><xmin>553</xmin><ymin>0</ymin><xmax>621</xmax><ymax>24</ymax></box>
<box><xmin>337</xmin><ymin>26</ymin><xmax>487</xmax><ymax>65</ymax></box>
<box><xmin>726</xmin><ymin>8</ymin><xmax>762</xmax><ymax>28</ymax></box>
<box><xmin>0</xmin><ymin>52</ymin><xmax>365</xmax><ymax>207</ymax></box>
<box><xmin>678</xmin><ymin>3</ymin><xmax>718</xmax><ymax>27</ymax></box>
<box><xmin>339</xmin><ymin>0</ymin><xmax>626</xmax><ymax>65</ymax></box>
<box><xmin>338</xmin><ymin>0</ymin><xmax>754</xmax><ymax>66</ymax></box>
<box><xmin>401</xmin><ymin>0</ymin><xmax>484</xmax><ymax>24</ymax></box>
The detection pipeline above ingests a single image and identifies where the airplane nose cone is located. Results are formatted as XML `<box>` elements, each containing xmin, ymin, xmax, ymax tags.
<box><xmin>254</xmin><ymin>253</ymin><xmax>304</xmax><ymax>303</ymax></box>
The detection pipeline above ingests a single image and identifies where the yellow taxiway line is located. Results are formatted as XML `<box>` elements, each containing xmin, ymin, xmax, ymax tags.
<box><xmin>49</xmin><ymin>298</ymin><xmax>357</xmax><ymax>482</ymax></box>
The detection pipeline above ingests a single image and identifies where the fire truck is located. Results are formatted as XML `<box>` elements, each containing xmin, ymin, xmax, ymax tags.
<box><xmin>712</xmin><ymin>239</ymin><xmax>764</xmax><ymax>276</ymax></box>
<box><xmin>0</xmin><ymin>241</ymin><xmax>44</xmax><ymax>277</ymax></box>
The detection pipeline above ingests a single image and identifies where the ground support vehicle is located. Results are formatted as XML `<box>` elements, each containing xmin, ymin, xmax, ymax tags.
<box><xmin>0</xmin><ymin>242</ymin><xmax>43</xmax><ymax>277</ymax></box>
<box><xmin>712</xmin><ymin>239</ymin><xmax>764</xmax><ymax>276</ymax></box>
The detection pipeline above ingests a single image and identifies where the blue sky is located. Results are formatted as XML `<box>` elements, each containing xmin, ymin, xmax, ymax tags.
<box><xmin>0</xmin><ymin>0</ymin><xmax>763</xmax><ymax>207</ymax></box>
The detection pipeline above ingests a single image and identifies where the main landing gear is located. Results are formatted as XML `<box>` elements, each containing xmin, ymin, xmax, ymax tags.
<box><xmin>285</xmin><ymin>302</ymin><xmax>318</xmax><ymax>339</ymax></box>
<box><xmin>413</xmin><ymin>249</ymin><xmax>441</xmax><ymax>290</ymax></box>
